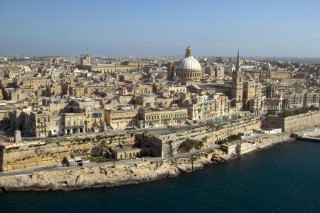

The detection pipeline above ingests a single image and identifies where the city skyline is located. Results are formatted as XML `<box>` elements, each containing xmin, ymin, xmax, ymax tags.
<box><xmin>1</xmin><ymin>0</ymin><xmax>320</xmax><ymax>57</ymax></box>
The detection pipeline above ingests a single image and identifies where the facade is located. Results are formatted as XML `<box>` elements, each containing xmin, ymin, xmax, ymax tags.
<box><xmin>138</xmin><ymin>108</ymin><xmax>188</xmax><ymax>128</ymax></box>
<box><xmin>243</xmin><ymin>81</ymin><xmax>262</xmax><ymax>113</ymax></box>
<box><xmin>282</xmin><ymin>93</ymin><xmax>304</xmax><ymax>109</ymax></box>
<box><xmin>186</xmin><ymin>94</ymin><xmax>229</xmax><ymax>121</ymax></box>
<box><xmin>265</xmin><ymin>96</ymin><xmax>283</xmax><ymax>111</ymax></box>
<box><xmin>303</xmin><ymin>92</ymin><xmax>319</xmax><ymax>107</ymax></box>
<box><xmin>133</xmin><ymin>94</ymin><xmax>157</xmax><ymax>108</ymax></box>
<box><xmin>105</xmin><ymin>109</ymin><xmax>138</xmax><ymax>130</ymax></box>
<box><xmin>0</xmin><ymin>107</ymin><xmax>14</xmax><ymax>129</ymax></box>
<box><xmin>30</xmin><ymin>111</ymin><xmax>51</xmax><ymax>137</ymax></box>
<box><xmin>80</xmin><ymin>54</ymin><xmax>91</xmax><ymax>66</ymax></box>
<box><xmin>205</xmin><ymin>65</ymin><xmax>224</xmax><ymax>78</ymax></box>
<box><xmin>62</xmin><ymin>113</ymin><xmax>85</xmax><ymax>135</ymax></box>
<box><xmin>111</xmin><ymin>147</ymin><xmax>141</xmax><ymax>160</ymax></box>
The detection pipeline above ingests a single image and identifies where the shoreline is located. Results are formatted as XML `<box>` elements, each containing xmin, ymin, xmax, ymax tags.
<box><xmin>0</xmin><ymin>133</ymin><xmax>293</xmax><ymax>192</ymax></box>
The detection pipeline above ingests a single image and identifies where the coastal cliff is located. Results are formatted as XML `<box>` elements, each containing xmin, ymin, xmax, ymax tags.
<box><xmin>0</xmin><ymin>155</ymin><xmax>213</xmax><ymax>192</ymax></box>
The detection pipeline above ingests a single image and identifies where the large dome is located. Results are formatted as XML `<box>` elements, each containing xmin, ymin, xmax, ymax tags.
<box><xmin>177</xmin><ymin>56</ymin><xmax>201</xmax><ymax>71</ymax></box>
<box><xmin>176</xmin><ymin>46</ymin><xmax>201</xmax><ymax>71</ymax></box>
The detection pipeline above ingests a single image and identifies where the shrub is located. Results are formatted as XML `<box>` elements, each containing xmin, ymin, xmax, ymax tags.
<box><xmin>179</xmin><ymin>139</ymin><xmax>203</xmax><ymax>152</ymax></box>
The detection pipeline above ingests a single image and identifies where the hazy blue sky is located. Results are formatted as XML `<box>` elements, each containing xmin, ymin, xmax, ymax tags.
<box><xmin>1</xmin><ymin>0</ymin><xmax>320</xmax><ymax>57</ymax></box>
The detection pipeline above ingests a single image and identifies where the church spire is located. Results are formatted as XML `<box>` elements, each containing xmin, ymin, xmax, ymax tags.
<box><xmin>236</xmin><ymin>49</ymin><xmax>241</xmax><ymax>72</ymax></box>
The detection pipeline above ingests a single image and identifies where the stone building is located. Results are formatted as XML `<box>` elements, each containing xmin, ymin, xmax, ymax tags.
<box><xmin>30</xmin><ymin>111</ymin><xmax>51</xmax><ymax>137</ymax></box>
<box><xmin>80</xmin><ymin>54</ymin><xmax>91</xmax><ymax>66</ymax></box>
<box><xmin>133</xmin><ymin>94</ymin><xmax>157</xmax><ymax>108</ymax></box>
<box><xmin>105</xmin><ymin>109</ymin><xmax>138</xmax><ymax>130</ymax></box>
<box><xmin>111</xmin><ymin>147</ymin><xmax>141</xmax><ymax>160</ymax></box>
<box><xmin>137</xmin><ymin>108</ymin><xmax>188</xmax><ymax>128</ymax></box>
<box><xmin>130</xmin><ymin>84</ymin><xmax>153</xmax><ymax>94</ymax></box>
<box><xmin>184</xmin><ymin>94</ymin><xmax>229</xmax><ymax>121</ymax></box>
<box><xmin>174</xmin><ymin>45</ymin><xmax>202</xmax><ymax>85</ymax></box>
<box><xmin>243</xmin><ymin>81</ymin><xmax>263</xmax><ymax>113</ymax></box>
<box><xmin>303</xmin><ymin>92</ymin><xmax>319</xmax><ymax>107</ymax></box>
<box><xmin>282</xmin><ymin>93</ymin><xmax>304</xmax><ymax>109</ymax></box>
<box><xmin>62</xmin><ymin>113</ymin><xmax>86</xmax><ymax>135</ymax></box>
<box><xmin>0</xmin><ymin>104</ymin><xmax>16</xmax><ymax>130</ymax></box>
<box><xmin>205</xmin><ymin>65</ymin><xmax>224</xmax><ymax>78</ymax></box>
<box><xmin>230</xmin><ymin>50</ymin><xmax>244</xmax><ymax>111</ymax></box>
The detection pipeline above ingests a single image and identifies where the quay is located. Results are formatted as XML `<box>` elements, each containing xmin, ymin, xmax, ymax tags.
<box><xmin>292</xmin><ymin>126</ymin><xmax>320</xmax><ymax>142</ymax></box>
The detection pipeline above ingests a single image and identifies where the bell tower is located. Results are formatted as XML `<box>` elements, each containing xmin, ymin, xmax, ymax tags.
<box><xmin>231</xmin><ymin>49</ymin><xmax>243</xmax><ymax>111</ymax></box>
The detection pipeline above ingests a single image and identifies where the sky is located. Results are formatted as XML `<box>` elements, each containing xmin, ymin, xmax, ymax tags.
<box><xmin>0</xmin><ymin>0</ymin><xmax>320</xmax><ymax>57</ymax></box>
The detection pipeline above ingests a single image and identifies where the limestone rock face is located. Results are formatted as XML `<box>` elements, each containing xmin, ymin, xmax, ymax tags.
<box><xmin>0</xmin><ymin>156</ymin><xmax>215</xmax><ymax>191</ymax></box>
<box><xmin>0</xmin><ymin>133</ymin><xmax>293</xmax><ymax>192</ymax></box>
<box><xmin>3</xmin><ymin>143</ymin><xmax>92</xmax><ymax>171</ymax></box>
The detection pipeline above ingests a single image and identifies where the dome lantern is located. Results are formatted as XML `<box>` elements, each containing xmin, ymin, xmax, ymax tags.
<box><xmin>185</xmin><ymin>45</ymin><xmax>192</xmax><ymax>57</ymax></box>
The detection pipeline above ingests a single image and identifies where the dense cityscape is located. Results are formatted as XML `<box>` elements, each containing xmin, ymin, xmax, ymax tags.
<box><xmin>1</xmin><ymin>0</ymin><xmax>320</xmax><ymax>212</ymax></box>
<box><xmin>0</xmin><ymin>45</ymin><xmax>320</xmax><ymax>173</ymax></box>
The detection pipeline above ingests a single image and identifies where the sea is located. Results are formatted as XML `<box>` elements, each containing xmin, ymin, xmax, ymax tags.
<box><xmin>1</xmin><ymin>140</ymin><xmax>320</xmax><ymax>213</ymax></box>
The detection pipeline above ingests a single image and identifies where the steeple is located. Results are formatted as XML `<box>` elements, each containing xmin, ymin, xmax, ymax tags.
<box><xmin>236</xmin><ymin>49</ymin><xmax>241</xmax><ymax>72</ymax></box>
<box><xmin>185</xmin><ymin>45</ymin><xmax>192</xmax><ymax>57</ymax></box>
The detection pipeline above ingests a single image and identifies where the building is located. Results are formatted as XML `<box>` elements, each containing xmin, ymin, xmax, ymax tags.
<box><xmin>175</xmin><ymin>45</ymin><xmax>202</xmax><ymax>85</ymax></box>
<box><xmin>303</xmin><ymin>92</ymin><xmax>319</xmax><ymax>107</ymax></box>
<box><xmin>231</xmin><ymin>50</ymin><xmax>243</xmax><ymax>111</ymax></box>
<box><xmin>185</xmin><ymin>94</ymin><xmax>229</xmax><ymax>121</ymax></box>
<box><xmin>111</xmin><ymin>147</ymin><xmax>141</xmax><ymax>160</ymax></box>
<box><xmin>62</xmin><ymin>113</ymin><xmax>86</xmax><ymax>135</ymax></box>
<box><xmin>243</xmin><ymin>81</ymin><xmax>262</xmax><ymax>113</ymax></box>
<box><xmin>105</xmin><ymin>109</ymin><xmax>138</xmax><ymax>130</ymax></box>
<box><xmin>80</xmin><ymin>54</ymin><xmax>91</xmax><ymax>66</ymax></box>
<box><xmin>137</xmin><ymin>108</ymin><xmax>188</xmax><ymax>128</ymax></box>
<box><xmin>205</xmin><ymin>65</ymin><xmax>224</xmax><ymax>78</ymax></box>
<box><xmin>30</xmin><ymin>111</ymin><xmax>51</xmax><ymax>137</ymax></box>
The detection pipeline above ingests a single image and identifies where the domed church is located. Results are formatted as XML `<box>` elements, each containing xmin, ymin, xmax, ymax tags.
<box><xmin>167</xmin><ymin>45</ymin><xmax>202</xmax><ymax>85</ymax></box>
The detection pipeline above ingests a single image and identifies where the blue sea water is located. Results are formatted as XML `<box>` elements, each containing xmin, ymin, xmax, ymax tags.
<box><xmin>1</xmin><ymin>140</ymin><xmax>320</xmax><ymax>213</ymax></box>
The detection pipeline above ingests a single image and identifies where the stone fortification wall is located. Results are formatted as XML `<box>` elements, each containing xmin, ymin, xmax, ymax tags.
<box><xmin>0</xmin><ymin>131</ymin><xmax>293</xmax><ymax>192</ymax></box>
<box><xmin>284</xmin><ymin>111</ymin><xmax>320</xmax><ymax>132</ymax></box>
<box><xmin>158</xmin><ymin>118</ymin><xmax>261</xmax><ymax>158</ymax></box>
<box><xmin>1</xmin><ymin>132</ymin><xmax>137</xmax><ymax>172</ymax></box>
<box><xmin>264</xmin><ymin>111</ymin><xmax>320</xmax><ymax>132</ymax></box>
<box><xmin>2</xmin><ymin>142</ymin><xmax>92</xmax><ymax>171</ymax></box>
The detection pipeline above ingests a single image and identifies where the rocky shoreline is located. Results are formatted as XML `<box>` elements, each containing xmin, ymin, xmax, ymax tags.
<box><xmin>0</xmin><ymin>133</ymin><xmax>293</xmax><ymax>192</ymax></box>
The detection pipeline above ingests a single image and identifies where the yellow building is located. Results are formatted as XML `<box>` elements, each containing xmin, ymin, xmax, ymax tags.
<box><xmin>62</xmin><ymin>113</ymin><xmax>85</xmax><ymax>135</ymax></box>
<box><xmin>111</xmin><ymin>147</ymin><xmax>141</xmax><ymax>160</ymax></box>
<box><xmin>105</xmin><ymin>109</ymin><xmax>138</xmax><ymax>130</ymax></box>
<box><xmin>186</xmin><ymin>94</ymin><xmax>229</xmax><ymax>121</ymax></box>
<box><xmin>30</xmin><ymin>111</ymin><xmax>51</xmax><ymax>137</ymax></box>
<box><xmin>138</xmin><ymin>108</ymin><xmax>188</xmax><ymax>128</ymax></box>
<box><xmin>243</xmin><ymin>81</ymin><xmax>262</xmax><ymax>113</ymax></box>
